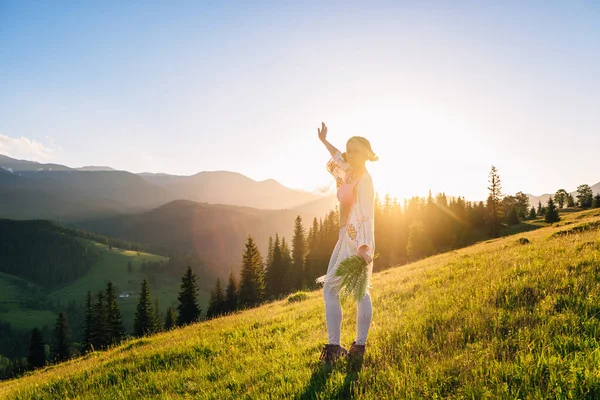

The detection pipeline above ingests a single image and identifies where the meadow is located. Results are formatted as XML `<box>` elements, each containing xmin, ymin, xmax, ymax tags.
<box><xmin>2</xmin><ymin>209</ymin><xmax>600</xmax><ymax>399</ymax></box>
<box><xmin>0</xmin><ymin>242</ymin><xmax>205</xmax><ymax>334</ymax></box>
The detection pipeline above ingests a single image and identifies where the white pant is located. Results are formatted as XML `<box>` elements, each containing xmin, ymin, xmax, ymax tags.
<box><xmin>319</xmin><ymin>226</ymin><xmax>373</xmax><ymax>346</ymax></box>
<box><xmin>323</xmin><ymin>282</ymin><xmax>372</xmax><ymax>345</ymax></box>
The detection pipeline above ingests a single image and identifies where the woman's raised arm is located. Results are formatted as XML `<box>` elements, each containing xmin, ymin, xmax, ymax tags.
<box><xmin>318</xmin><ymin>122</ymin><xmax>341</xmax><ymax>158</ymax></box>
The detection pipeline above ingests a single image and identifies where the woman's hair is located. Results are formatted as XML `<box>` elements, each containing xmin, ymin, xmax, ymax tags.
<box><xmin>347</xmin><ymin>136</ymin><xmax>379</xmax><ymax>162</ymax></box>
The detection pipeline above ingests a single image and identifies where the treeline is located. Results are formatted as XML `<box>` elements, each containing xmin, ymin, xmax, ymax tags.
<box><xmin>204</xmin><ymin>167</ymin><xmax>600</xmax><ymax>318</ymax></box>
<box><xmin>0</xmin><ymin>219</ymin><xmax>100</xmax><ymax>289</ymax></box>
<box><xmin>0</xmin><ymin>266</ymin><xmax>205</xmax><ymax>380</ymax></box>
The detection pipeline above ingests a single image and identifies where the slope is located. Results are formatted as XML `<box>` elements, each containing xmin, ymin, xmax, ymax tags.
<box><xmin>3</xmin><ymin>210</ymin><xmax>600</xmax><ymax>399</ymax></box>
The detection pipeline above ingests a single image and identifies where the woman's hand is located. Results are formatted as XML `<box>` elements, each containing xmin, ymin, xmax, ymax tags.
<box><xmin>357</xmin><ymin>245</ymin><xmax>372</xmax><ymax>264</ymax></box>
<box><xmin>318</xmin><ymin>122</ymin><xmax>327</xmax><ymax>142</ymax></box>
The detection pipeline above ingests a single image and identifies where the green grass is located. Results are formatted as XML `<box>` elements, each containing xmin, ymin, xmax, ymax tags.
<box><xmin>0</xmin><ymin>242</ymin><xmax>210</xmax><ymax>333</ymax></box>
<box><xmin>3</xmin><ymin>210</ymin><xmax>600</xmax><ymax>399</ymax></box>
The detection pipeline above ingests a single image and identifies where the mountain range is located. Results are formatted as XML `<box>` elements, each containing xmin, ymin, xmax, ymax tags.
<box><xmin>0</xmin><ymin>154</ymin><xmax>335</xmax><ymax>222</ymax></box>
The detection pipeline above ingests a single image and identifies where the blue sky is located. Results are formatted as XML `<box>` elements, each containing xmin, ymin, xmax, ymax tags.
<box><xmin>1</xmin><ymin>1</ymin><xmax>599</xmax><ymax>201</ymax></box>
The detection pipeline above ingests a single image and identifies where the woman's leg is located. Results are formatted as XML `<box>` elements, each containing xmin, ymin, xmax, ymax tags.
<box><xmin>355</xmin><ymin>291</ymin><xmax>372</xmax><ymax>345</ymax></box>
<box><xmin>323</xmin><ymin>283</ymin><xmax>342</xmax><ymax>345</ymax></box>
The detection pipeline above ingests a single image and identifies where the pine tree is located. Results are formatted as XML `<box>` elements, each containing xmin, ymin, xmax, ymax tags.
<box><xmin>82</xmin><ymin>291</ymin><xmax>93</xmax><ymax>353</ymax></box>
<box><xmin>164</xmin><ymin>306</ymin><xmax>176</xmax><ymax>330</ymax></box>
<box><xmin>153</xmin><ymin>297</ymin><xmax>162</xmax><ymax>333</ymax></box>
<box><xmin>266</xmin><ymin>234</ymin><xmax>282</xmax><ymax>299</ymax></box>
<box><xmin>105</xmin><ymin>281</ymin><xmax>125</xmax><ymax>346</ymax></box>
<box><xmin>176</xmin><ymin>266</ymin><xmax>201</xmax><ymax>326</ymax></box>
<box><xmin>206</xmin><ymin>278</ymin><xmax>226</xmax><ymax>319</ymax></box>
<box><xmin>486</xmin><ymin>166</ymin><xmax>503</xmax><ymax>237</ymax></box>
<box><xmin>90</xmin><ymin>291</ymin><xmax>107</xmax><ymax>350</ymax></box>
<box><xmin>280</xmin><ymin>237</ymin><xmax>292</xmax><ymax>294</ymax></box>
<box><xmin>291</xmin><ymin>216</ymin><xmax>307</xmax><ymax>291</ymax></box>
<box><xmin>566</xmin><ymin>193</ymin><xmax>575</xmax><ymax>207</ymax></box>
<box><xmin>134</xmin><ymin>279</ymin><xmax>157</xmax><ymax>337</ymax></box>
<box><xmin>51</xmin><ymin>312</ymin><xmax>72</xmax><ymax>363</ymax></box>
<box><xmin>528</xmin><ymin>206</ymin><xmax>537</xmax><ymax>220</ymax></box>
<box><xmin>506</xmin><ymin>206</ymin><xmax>520</xmax><ymax>225</ymax></box>
<box><xmin>27</xmin><ymin>328</ymin><xmax>46</xmax><ymax>370</ymax></box>
<box><xmin>537</xmin><ymin>200</ymin><xmax>543</xmax><ymax>216</ymax></box>
<box><xmin>545</xmin><ymin>197</ymin><xmax>561</xmax><ymax>224</ymax></box>
<box><xmin>266</xmin><ymin>236</ymin><xmax>274</xmax><ymax>272</ymax></box>
<box><xmin>593</xmin><ymin>193</ymin><xmax>600</xmax><ymax>209</ymax></box>
<box><xmin>238</xmin><ymin>236</ymin><xmax>266</xmax><ymax>307</ymax></box>
<box><xmin>225</xmin><ymin>271</ymin><xmax>238</xmax><ymax>313</ymax></box>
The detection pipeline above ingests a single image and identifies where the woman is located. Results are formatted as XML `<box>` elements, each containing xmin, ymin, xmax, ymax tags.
<box><xmin>315</xmin><ymin>121</ymin><xmax>377</xmax><ymax>364</ymax></box>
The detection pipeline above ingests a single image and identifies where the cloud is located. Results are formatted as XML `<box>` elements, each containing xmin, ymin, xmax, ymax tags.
<box><xmin>0</xmin><ymin>134</ymin><xmax>58</xmax><ymax>162</ymax></box>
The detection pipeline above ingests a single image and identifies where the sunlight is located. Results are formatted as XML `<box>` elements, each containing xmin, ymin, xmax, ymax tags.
<box><xmin>330</xmin><ymin>95</ymin><xmax>485</xmax><ymax>202</ymax></box>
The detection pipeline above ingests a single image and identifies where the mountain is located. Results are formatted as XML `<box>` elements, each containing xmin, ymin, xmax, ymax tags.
<box><xmin>75</xmin><ymin>166</ymin><xmax>116</xmax><ymax>171</ymax></box>
<box><xmin>4</xmin><ymin>209</ymin><xmax>600</xmax><ymax>397</ymax></box>
<box><xmin>0</xmin><ymin>154</ymin><xmax>326</xmax><ymax>220</ymax></box>
<box><xmin>139</xmin><ymin>171</ymin><xmax>322</xmax><ymax>210</ymax></box>
<box><xmin>73</xmin><ymin>199</ymin><xmax>322</xmax><ymax>282</ymax></box>
<box><xmin>0</xmin><ymin>154</ymin><xmax>73</xmax><ymax>172</ymax></box>
<box><xmin>527</xmin><ymin>181</ymin><xmax>600</xmax><ymax>207</ymax></box>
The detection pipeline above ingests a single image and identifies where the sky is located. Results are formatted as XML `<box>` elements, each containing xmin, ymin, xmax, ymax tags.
<box><xmin>1</xmin><ymin>1</ymin><xmax>599</xmax><ymax>201</ymax></box>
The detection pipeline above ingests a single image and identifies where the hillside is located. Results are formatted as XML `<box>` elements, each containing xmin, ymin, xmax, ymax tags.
<box><xmin>3</xmin><ymin>209</ymin><xmax>600</xmax><ymax>398</ymax></box>
<box><xmin>0</xmin><ymin>219</ymin><xmax>214</xmax><ymax>361</ymax></box>
<box><xmin>73</xmin><ymin>200</ymin><xmax>322</xmax><ymax>282</ymax></box>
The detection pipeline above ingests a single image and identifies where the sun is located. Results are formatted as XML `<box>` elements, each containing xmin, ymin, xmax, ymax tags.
<box><xmin>328</xmin><ymin>95</ymin><xmax>482</xmax><ymax>203</ymax></box>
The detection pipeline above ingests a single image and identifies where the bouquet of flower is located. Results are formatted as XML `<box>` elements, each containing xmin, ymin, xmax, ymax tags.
<box><xmin>334</xmin><ymin>253</ymin><xmax>377</xmax><ymax>301</ymax></box>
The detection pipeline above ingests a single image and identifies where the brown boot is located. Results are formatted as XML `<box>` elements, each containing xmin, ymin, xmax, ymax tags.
<box><xmin>348</xmin><ymin>341</ymin><xmax>366</xmax><ymax>358</ymax></box>
<box><xmin>319</xmin><ymin>344</ymin><xmax>348</xmax><ymax>364</ymax></box>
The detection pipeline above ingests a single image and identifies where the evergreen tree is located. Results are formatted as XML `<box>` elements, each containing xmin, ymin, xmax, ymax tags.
<box><xmin>593</xmin><ymin>193</ymin><xmax>600</xmax><ymax>209</ymax></box>
<box><xmin>291</xmin><ymin>216</ymin><xmax>307</xmax><ymax>291</ymax></box>
<box><xmin>545</xmin><ymin>197</ymin><xmax>560</xmax><ymax>224</ymax></box>
<box><xmin>506</xmin><ymin>206</ymin><xmax>520</xmax><ymax>225</ymax></box>
<box><xmin>82</xmin><ymin>291</ymin><xmax>93</xmax><ymax>353</ymax></box>
<box><xmin>206</xmin><ymin>278</ymin><xmax>226</xmax><ymax>318</ymax></box>
<box><xmin>90</xmin><ymin>291</ymin><xmax>107</xmax><ymax>350</ymax></box>
<box><xmin>537</xmin><ymin>200</ymin><xmax>543</xmax><ymax>216</ymax></box>
<box><xmin>225</xmin><ymin>271</ymin><xmax>238</xmax><ymax>313</ymax></box>
<box><xmin>105</xmin><ymin>281</ymin><xmax>125</xmax><ymax>346</ymax></box>
<box><xmin>528</xmin><ymin>206</ymin><xmax>537</xmax><ymax>220</ymax></box>
<box><xmin>164</xmin><ymin>306</ymin><xmax>176</xmax><ymax>330</ymax></box>
<box><xmin>238</xmin><ymin>236</ymin><xmax>265</xmax><ymax>307</ymax></box>
<box><xmin>51</xmin><ymin>312</ymin><xmax>72</xmax><ymax>363</ymax></box>
<box><xmin>176</xmin><ymin>266</ymin><xmax>201</xmax><ymax>326</ymax></box>
<box><xmin>566</xmin><ymin>193</ymin><xmax>575</xmax><ymax>207</ymax></box>
<box><xmin>27</xmin><ymin>328</ymin><xmax>46</xmax><ymax>370</ymax></box>
<box><xmin>266</xmin><ymin>234</ymin><xmax>283</xmax><ymax>299</ymax></box>
<box><xmin>406</xmin><ymin>221</ymin><xmax>433</xmax><ymax>260</ymax></box>
<box><xmin>486</xmin><ymin>166</ymin><xmax>503</xmax><ymax>237</ymax></box>
<box><xmin>266</xmin><ymin>236</ymin><xmax>274</xmax><ymax>272</ymax></box>
<box><xmin>280</xmin><ymin>236</ymin><xmax>292</xmax><ymax>294</ymax></box>
<box><xmin>133</xmin><ymin>279</ymin><xmax>157</xmax><ymax>336</ymax></box>
<box><xmin>152</xmin><ymin>297</ymin><xmax>162</xmax><ymax>333</ymax></box>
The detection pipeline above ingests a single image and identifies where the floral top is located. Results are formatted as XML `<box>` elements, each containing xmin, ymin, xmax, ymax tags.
<box><xmin>326</xmin><ymin>150</ymin><xmax>375</xmax><ymax>258</ymax></box>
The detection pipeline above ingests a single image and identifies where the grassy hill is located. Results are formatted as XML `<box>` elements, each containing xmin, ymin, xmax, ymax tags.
<box><xmin>3</xmin><ymin>209</ymin><xmax>600</xmax><ymax>398</ymax></box>
<box><xmin>73</xmin><ymin>199</ymin><xmax>321</xmax><ymax>283</ymax></box>
<box><xmin>0</xmin><ymin>241</ymin><xmax>208</xmax><ymax>334</ymax></box>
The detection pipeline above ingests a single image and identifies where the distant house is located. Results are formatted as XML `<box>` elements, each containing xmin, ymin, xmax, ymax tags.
<box><xmin>118</xmin><ymin>290</ymin><xmax>135</xmax><ymax>298</ymax></box>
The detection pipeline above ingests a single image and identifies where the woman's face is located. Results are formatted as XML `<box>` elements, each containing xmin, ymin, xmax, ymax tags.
<box><xmin>346</xmin><ymin>139</ymin><xmax>368</xmax><ymax>167</ymax></box>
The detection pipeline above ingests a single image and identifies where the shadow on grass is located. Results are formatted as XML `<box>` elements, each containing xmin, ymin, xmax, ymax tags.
<box><xmin>299</xmin><ymin>356</ymin><xmax>364</xmax><ymax>400</ymax></box>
